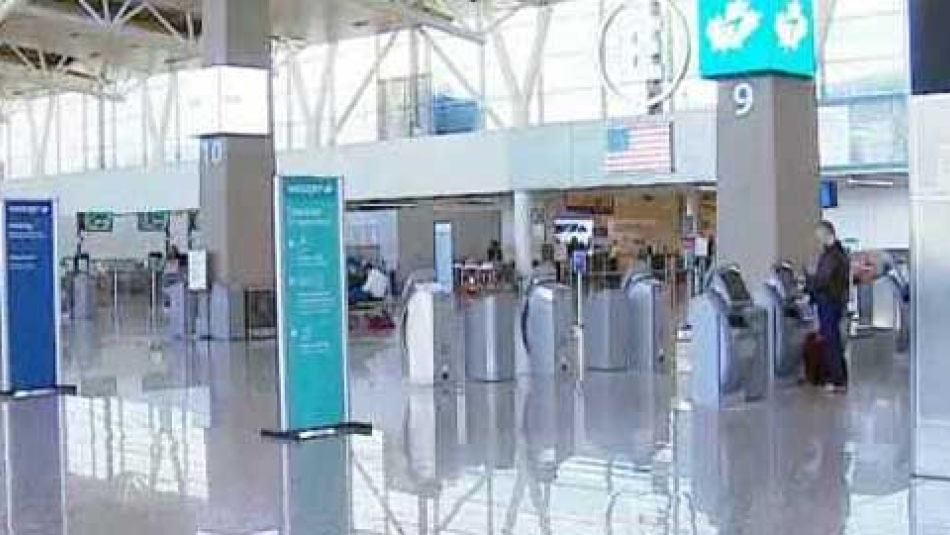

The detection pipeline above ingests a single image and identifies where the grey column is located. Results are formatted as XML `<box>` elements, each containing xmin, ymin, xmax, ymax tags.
<box><xmin>715</xmin><ymin>77</ymin><xmax>820</xmax><ymax>288</ymax></box>
<box><xmin>909</xmin><ymin>0</ymin><xmax>950</xmax><ymax>481</ymax></box>
<box><xmin>200</xmin><ymin>0</ymin><xmax>275</xmax><ymax>340</ymax></box>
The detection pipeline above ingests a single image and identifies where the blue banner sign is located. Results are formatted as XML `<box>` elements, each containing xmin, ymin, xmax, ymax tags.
<box><xmin>2</xmin><ymin>199</ymin><xmax>60</xmax><ymax>392</ymax></box>
<box><xmin>699</xmin><ymin>0</ymin><xmax>816</xmax><ymax>79</ymax></box>
<box><xmin>274</xmin><ymin>176</ymin><xmax>348</xmax><ymax>433</ymax></box>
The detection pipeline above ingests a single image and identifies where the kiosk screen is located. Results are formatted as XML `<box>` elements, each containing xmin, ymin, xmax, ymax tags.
<box><xmin>720</xmin><ymin>270</ymin><xmax>751</xmax><ymax>303</ymax></box>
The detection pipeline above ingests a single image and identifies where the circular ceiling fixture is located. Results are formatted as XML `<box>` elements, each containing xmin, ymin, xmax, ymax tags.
<box><xmin>598</xmin><ymin>0</ymin><xmax>692</xmax><ymax>113</ymax></box>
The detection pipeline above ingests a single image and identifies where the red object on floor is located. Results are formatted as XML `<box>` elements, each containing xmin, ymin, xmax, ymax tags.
<box><xmin>803</xmin><ymin>332</ymin><xmax>827</xmax><ymax>386</ymax></box>
<box><xmin>367</xmin><ymin>315</ymin><xmax>395</xmax><ymax>331</ymax></box>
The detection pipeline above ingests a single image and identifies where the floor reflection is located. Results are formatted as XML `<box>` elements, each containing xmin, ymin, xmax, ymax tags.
<box><xmin>0</xmin><ymin>324</ymin><xmax>923</xmax><ymax>534</ymax></box>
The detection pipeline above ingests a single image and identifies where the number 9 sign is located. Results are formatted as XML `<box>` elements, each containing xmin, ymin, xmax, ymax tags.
<box><xmin>733</xmin><ymin>82</ymin><xmax>755</xmax><ymax>117</ymax></box>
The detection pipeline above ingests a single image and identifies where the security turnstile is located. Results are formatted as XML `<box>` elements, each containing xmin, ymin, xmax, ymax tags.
<box><xmin>691</xmin><ymin>265</ymin><xmax>768</xmax><ymax>407</ymax></box>
<box><xmin>464</xmin><ymin>292</ymin><xmax>516</xmax><ymax>382</ymax></box>
<box><xmin>384</xmin><ymin>386</ymin><xmax>462</xmax><ymax>497</ymax></box>
<box><xmin>522</xmin><ymin>376</ymin><xmax>575</xmax><ymax>480</ymax></box>
<box><xmin>583</xmin><ymin>288</ymin><xmax>636</xmax><ymax>371</ymax></box>
<box><xmin>164</xmin><ymin>280</ymin><xmax>195</xmax><ymax>339</ymax></box>
<box><xmin>763</xmin><ymin>263</ymin><xmax>811</xmax><ymax>387</ymax></box>
<box><xmin>521</xmin><ymin>277</ymin><xmax>575</xmax><ymax>376</ymax></box>
<box><xmin>464</xmin><ymin>382</ymin><xmax>516</xmax><ymax>470</ymax></box>
<box><xmin>623</xmin><ymin>272</ymin><xmax>669</xmax><ymax>373</ymax></box>
<box><xmin>70</xmin><ymin>272</ymin><xmax>97</xmax><ymax>320</ymax></box>
<box><xmin>872</xmin><ymin>265</ymin><xmax>910</xmax><ymax>353</ymax></box>
<box><xmin>402</xmin><ymin>279</ymin><xmax>459</xmax><ymax>386</ymax></box>
<box><xmin>70</xmin><ymin>254</ymin><xmax>97</xmax><ymax>320</ymax></box>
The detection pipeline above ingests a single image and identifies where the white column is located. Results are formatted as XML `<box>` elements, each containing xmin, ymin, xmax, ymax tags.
<box><xmin>909</xmin><ymin>0</ymin><xmax>950</xmax><ymax>481</ymax></box>
<box><xmin>512</xmin><ymin>190</ymin><xmax>535</xmax><ymax>278</ymax></box>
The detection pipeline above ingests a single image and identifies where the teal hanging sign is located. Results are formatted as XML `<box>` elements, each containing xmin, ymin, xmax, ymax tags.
<box><xmin>271</xmin><ymin>176</ymin><xmax>354</xmax><ymax>437</ymax></box>
<box><xmin>698</xmin><ymin>0</ymin><xmax>817</xmax><ymax>79</ymax></box>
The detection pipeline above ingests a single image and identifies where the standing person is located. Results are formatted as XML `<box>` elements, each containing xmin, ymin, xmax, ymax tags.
<box><xmin>487</xmin><ymin>240</ymin><xmax>504</xmax><ymax>263</ymax></box>
<box><xmin>806</xmin><ymin>221</ymin><xmax>851</xmax><ymax>393</ymax></box>
<box><xmin>607</xmin><ymin>240</ymin><xmax>621</xmax><ymax>272</ymax></box>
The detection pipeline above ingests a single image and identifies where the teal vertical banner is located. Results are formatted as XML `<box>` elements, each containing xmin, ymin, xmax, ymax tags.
<box><xmin>276</xmin><ymin>176</ymin><xmax>348</xmax><ymax>431</ymax></box>
<box><xmin>698</xmin><ymin>0</ymin><xmax>817</xmax><ymax>79</ymax></box>
<box><xmin>434</xmin><ymin>221</ymin><xmax>454</xmax><ymax>292</ymax></box>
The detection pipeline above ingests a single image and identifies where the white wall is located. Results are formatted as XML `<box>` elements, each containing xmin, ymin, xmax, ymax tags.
<box><xmin>824</xmin><ymin>185</ymin><xmax>910</xmax><ymax>250</ymax></box>
<box><xmin>1</xmin><ymin>163</ymin><xmax>199</xmax><ymax>214</ymax></box>
<box><xmin>56</xmin><ymin>213</ymin><xmax>190</xmax><ymax>263</ymax></box>
<box><xmin>396</xmin><ymin>204</ymin><xmax>503</xmax><ymax>278</ymax></box>
<box><xmin>1</xmin><ymin>163</ymin><xmax>196</xmax><ymax>260</ymax></box>
<box><xmin>1</xmin><ymin>113</ymin><xmax>716</xmax><ymax>212</ymax></box>
<box><xmin>0</xmin><ymin>114</ymin><xmax>716</xmax><ymax>261</ymax></box>
<box><xmin>345</xmin><ymin>210</ymin><xmax>399</xmax><ymax>268</ymax></box>
<box><xmin>281</xmin><ymin>131</ymin><xmax>514</xmax><ymax>200</ymax></box>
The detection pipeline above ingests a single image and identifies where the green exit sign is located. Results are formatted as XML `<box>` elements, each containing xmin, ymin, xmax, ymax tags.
<box><xmin>699</xmin><ymin>0</ymin><xmax>817</xmax><ymax>79</ymax></box>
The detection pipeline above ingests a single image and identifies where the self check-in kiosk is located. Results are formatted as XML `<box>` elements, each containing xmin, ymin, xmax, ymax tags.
<box><xmin>763</xmin><ymin>263</ymin><xmax>812</xmax><ymax>387</ymax></box>
<box><xmin>691</xmin><ymin>265</ymin><xmax>768</xmax><ymax>407</ymax></box>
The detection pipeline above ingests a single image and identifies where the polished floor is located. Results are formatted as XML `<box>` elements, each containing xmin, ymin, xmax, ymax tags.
<box><xmin>0</xmin><ymin>309</ymin><xmax>946</xmax><ymax>534</ymax></box>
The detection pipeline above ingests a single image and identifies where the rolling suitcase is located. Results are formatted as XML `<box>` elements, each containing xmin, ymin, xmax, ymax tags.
<box><xmin>803</xmin><ymin>332</ymin><xmax>826</xmax><ymax>386</ymax></box>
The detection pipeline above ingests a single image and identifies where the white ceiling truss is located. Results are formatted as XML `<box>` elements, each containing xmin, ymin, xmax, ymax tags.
<box><xmin>0</xmin><ymin>0</ymin><xmax>198</xmax><ymax>99</ymax></box>
<box><xmin>0</xmin><ymin>0</ymin><xmax>571</xmax><ymax>101</ymax></box>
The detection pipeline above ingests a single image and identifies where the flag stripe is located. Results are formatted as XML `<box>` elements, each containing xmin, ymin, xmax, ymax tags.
<box><xmin>603</xmin><ymin>118</ymin><xmax>673</xmax><ymax>174</ymax></box>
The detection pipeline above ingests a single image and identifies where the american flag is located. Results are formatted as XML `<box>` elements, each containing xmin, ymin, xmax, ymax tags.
<box><xmin>604</xmin><ymin>118</ymin><xmax>673</xmax><ymax>174</ymax></box>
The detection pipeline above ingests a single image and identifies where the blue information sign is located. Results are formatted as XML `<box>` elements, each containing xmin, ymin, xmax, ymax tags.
<box><xmin>2</xmin><ymin>199</ymin><xmax>60</xmax><ymax>393</ymax></box>
<box><xmin>273</xmin><ymin>176</ymin><xmax>349</xmax><ymax>434</ymax></box>
<box><xmin>572</xmin><ymin>250</ymin><xmax>589</xmax><ymax>274</ymax></box>
<box><xmin>698</xmin><ymin>0</ymin><xmax>817</xmax><ymax>79</ymax></box>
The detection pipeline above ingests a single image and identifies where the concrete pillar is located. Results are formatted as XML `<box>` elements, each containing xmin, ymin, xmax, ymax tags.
<box><xmin>512</xmin><ymin>190</ymin><xmax>535</xmax><ymax>278</ymax></box>
<box><xmin>199</xmin><ymin>0</ymin><xmax>275</xmax><ymax>340</ymax></box>
<box><xmin>909</xmin><ymin>0</ymin><xmax>950</xmax><ymax>481</ymax></box>
<box><xmin>715</xmin><ymin>77</ymin><xmax>820</xmax><ymax>289</ymax></box>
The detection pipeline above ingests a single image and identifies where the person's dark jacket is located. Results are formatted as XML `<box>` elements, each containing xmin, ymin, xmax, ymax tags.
<box><xmin>808</xmin><ymin>242</ymin><xmax>850</xmax><ymax>306</ymax></box>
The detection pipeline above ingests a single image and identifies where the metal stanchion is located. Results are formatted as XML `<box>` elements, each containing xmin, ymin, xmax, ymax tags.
<box><xmin>149</xmin><ymin>272</ymin><xmax>159</xmax><ymax>332</ymax></box>
<box><xmin>112</xmin><ymin>267</ymin><xmax>120</xmax><ymax>326</ymax></box>
<box><xmin>668</xmin><ymin>263</ymin><xmax>678</xmax><ymax>328</ymax></box>
<box><xmin>575</xmin><ymin>269</ymin><xmax>585</xmax><ymax>381</ymax></box>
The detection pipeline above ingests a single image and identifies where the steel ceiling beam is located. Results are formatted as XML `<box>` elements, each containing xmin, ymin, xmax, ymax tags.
<box><xmin>0</xmin><ymin>62</ymin><xmax>113</xmax><ymax>97</ymax></box>
<box><xmin>18</xmin><ymin>2</ymin><xmax>198</xmax><ymax>53</ymax></box>
<box><xmin>0</xmin><ymin>0</ymin><xmax>30</xmax><ymax>25</ymax></box>
<box><xmin>352</xmin><ymin>0</ymin><xmax>485</xmax><ymax>43</ymax></box>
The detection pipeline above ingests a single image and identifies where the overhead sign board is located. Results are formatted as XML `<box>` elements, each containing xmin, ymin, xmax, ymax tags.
<box><xmin>1</xmin><ymin>199</ymin><xmax>63</xmax><ymax>394</ymax></box>
<box><xmin>699</xmin><ymin>0</ymin><xmax>817</xmax><ymax>79</ymax></box>
<box><xmin>80</xmin><ymin>212</ymin><xmax>113</xmax><ymax>233</ymax></box>
<box><xmin>137</xmin><ymin>211</ymin><xmax>171</xmax><ymax>233</ymax></box>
